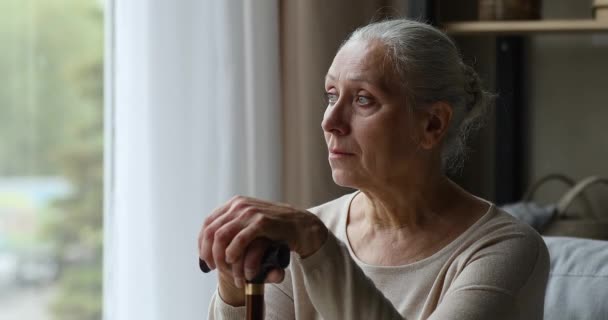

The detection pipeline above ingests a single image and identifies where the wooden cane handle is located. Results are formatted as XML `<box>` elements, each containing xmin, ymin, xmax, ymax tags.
<box><xmin>249</xmin><ymin>242</ymin><xmax>290</xmax><ymax>284</ymax></box>
<box><xmin>198</xmin><ymin>241</ymin><xmax>290</xmax><ymax>277</ymax></box>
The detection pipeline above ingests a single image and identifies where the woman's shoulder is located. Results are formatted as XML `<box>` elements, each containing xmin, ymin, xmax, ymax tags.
<box><xmin>461</xmin><ymin>204</ymin><xmax>550</xmax><ymax>273</ymax></box>
<box><xmin>306</xmin><ymin>191</ymin><xmax>357</xmax><ymax>234</ymax></box>
<box><xmin>480</xmin><ymin>205</ymin><xmax>546</xmax><ymax>242</ymax></box>
<box><xmin>444</xmin><ymin>205</ymin><xmax>550</xmax><ymax>299</ymax></box>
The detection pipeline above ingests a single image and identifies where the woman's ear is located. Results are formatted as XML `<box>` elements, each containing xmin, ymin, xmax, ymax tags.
<box><xmin>418</xmin><ymin>101</ymin><xmax>453</xmax><ymax>150</ymax></box>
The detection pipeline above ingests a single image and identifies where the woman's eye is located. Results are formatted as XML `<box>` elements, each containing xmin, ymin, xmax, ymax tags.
<box><xmin>326</xmin><ymin>92</ymin><xmax>338</xmax><ymax>105</ymax></box>
<box><xmin>355</xmin><ymin>95</ymin><xmax>373</xmax><ymax>106</ymax></box>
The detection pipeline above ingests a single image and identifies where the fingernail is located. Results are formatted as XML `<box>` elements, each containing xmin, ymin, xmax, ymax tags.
<box><xmin>235</xmin><ymin>278</ymin><xmax>244</xmax><ymax>288</ymax></box>
<box><xmin>199</xmin><ymin>259</ymin><xmax>211</xmax><ymax>273</ymax></box>
<box><xmin>245</xmin><ymin>268</ymin><xmax>255</xmax><ymax>280</ymax></box>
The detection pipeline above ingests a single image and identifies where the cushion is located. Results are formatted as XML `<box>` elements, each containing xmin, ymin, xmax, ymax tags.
<box><xmin>502</xmin><ymin>202</ymin><xmax>556</xmax><ymax>231</ymax></box>
<box><xmin>542</xmin><ymin>236</ymin><xmax>608</xmax><ymax>320</ymax></box>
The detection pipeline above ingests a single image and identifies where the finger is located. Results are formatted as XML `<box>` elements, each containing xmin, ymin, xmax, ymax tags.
<box><xmin>200</xmin><ymin>227</ymin><xmax>216</xmax><ymax>269</ymax></box>
<box><xmin>239</xmin><ymin>196</ymin><xmax>290</xmax><ymax>209</ymax></box>
<box><xmin>242</xmin><ymin>238</ymin><xmax>271</xmax><ymax>281</ymax></box>
<box><xmin>231</xmin><ymin>255</ymin><xmax>245</xmax><ymax>288</ymax></box>
<box><xmin>200</xmin><ymin>208</ymin><xmax>240</xmax><ymax>269</ymax></box>
<box><xmin>201</xmin><ymin>200</ymin><xmax>232</xmax><ymax>239</ymax></box>
<box><xmin>199</xmin><ymin>195</ymin><xmax>250</xmax><ymax>250</ymax></box>
<box><xmin>212</xmin><ymin>219</ymin><xmax>245</xmax><ymax>273</ymax></box>
<box><xmin>202</xmin><ymin>198</ymin><xmax>267</xmax><ymax>269</ymax></box>
<box><xmin>204</xmin><ymin>195</ymin><xmax>247</xmax><ymax>228</ymax></box>
<box><xmin>225</xmin><ymin>219</ymin><xmax>268</xmax><ymax>273</ymax></box>
<box><xmin>265</xmin><ymin>269</ymin><xmax>285</xmax><ymax>284</ymax></box>
<box><xmin>199</xmin><ymin>201</ymin><xmax>233</xmax><ymax>266</ymax></box>
<box><xmin>200</xmin><ymin>196</ymin><xmax>283</xmax><ymax>251</ymax></box>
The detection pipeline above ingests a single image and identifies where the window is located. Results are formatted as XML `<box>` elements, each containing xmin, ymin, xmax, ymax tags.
<box><xmin>0</xmin><ymin>1</ymin><xmax>104</xmax><ymax>319</ymax></box>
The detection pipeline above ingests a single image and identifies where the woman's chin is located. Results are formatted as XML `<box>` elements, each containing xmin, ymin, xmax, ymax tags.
<box><xmin>331</xmin><ymin>170</ymin><xmax>359</xmax><ymax>188</ymax></box>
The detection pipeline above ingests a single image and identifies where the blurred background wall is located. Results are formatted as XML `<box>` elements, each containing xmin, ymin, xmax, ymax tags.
<box><xmin>527</xmin><ymin>0</ymin><xmax>608</xmax><ymax>208</ymax></box>
<box><xmin>442</xmin><ymin>0</ymin><xmax>608</xmax><ymax>211</ymax></box>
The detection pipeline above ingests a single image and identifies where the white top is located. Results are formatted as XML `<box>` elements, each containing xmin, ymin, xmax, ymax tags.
<box><xmin>208</xmin><ymin>191</ymin><xmax>550</xmax><ymax>319</ymax></box>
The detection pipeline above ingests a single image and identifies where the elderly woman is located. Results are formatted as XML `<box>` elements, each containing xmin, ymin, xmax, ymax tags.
<box><xmin>201</xmin><ymin>19</ymin><xmax>549</xmax><ymax>319</ymax></box>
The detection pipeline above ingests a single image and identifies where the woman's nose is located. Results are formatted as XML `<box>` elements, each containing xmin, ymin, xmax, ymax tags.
<box><xmin>321</xmin><ymin>101</ymin><xmax>350</xmax><ymax>136</ymax></box>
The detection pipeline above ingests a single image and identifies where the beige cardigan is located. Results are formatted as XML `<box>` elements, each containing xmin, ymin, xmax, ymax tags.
<box><xmin>208</xmin><ymin>191</ymin><xmax>549</xmax><ymax>319</ymax></box>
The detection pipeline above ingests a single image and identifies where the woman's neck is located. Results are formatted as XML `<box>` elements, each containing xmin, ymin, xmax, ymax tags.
<box><xmin>347</xmin><ymin>177</ymin><xmax>490</xmax><ymax>265</ymax></box>
<box><xmin>356</xmin><ymin>174</ymin><xmax>457</xmax><ymax>231</ymax></box>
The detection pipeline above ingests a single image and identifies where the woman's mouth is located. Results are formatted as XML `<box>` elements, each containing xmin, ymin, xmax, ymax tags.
<box><xmin>329</xmin><ymin>149</ymin><xmax>354</xmax><ymax>158</ymax></box>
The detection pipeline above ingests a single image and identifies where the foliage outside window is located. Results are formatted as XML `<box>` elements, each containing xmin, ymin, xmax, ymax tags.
<box><xmin>0</xmin><ymin>0</ymin><xmax>103</xmax><ymax>319</ymax></box>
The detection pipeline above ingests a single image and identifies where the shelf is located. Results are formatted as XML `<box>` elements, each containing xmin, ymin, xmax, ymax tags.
<box><xmin>443</xmin><ymin>19</ymin><xmax>608</xmax><ymax>35</ymax></box>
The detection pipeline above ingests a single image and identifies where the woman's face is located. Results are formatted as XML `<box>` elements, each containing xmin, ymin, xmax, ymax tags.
<box><xmin>322</xmin><ymin>40</ymin><xmax>425</xmax><ymax>190</ymax></box>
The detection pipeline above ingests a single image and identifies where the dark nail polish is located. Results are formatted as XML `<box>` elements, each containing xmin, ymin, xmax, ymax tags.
<box><xmin>199</xmin><ymin>258</ymin><xmax>211</xmax><ymax>273</ymax></box>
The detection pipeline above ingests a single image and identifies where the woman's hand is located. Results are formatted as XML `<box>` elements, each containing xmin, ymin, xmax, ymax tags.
<box><xmin>198</xmin><ymin>196</ymin><xmax>328</xmax><ymax>305</ymax></box>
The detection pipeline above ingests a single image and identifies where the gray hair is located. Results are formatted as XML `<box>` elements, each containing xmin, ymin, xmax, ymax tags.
<box><xmin>343</xmin><ymin>19</ymin><xmax>493</xmax><ymax>174</ymax></box>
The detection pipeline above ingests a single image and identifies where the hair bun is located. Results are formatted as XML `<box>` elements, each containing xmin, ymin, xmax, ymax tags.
<box><xmin>463</xmin><ymin>64</ymin><xmax>482</xmax><ymax>113</ymax></box>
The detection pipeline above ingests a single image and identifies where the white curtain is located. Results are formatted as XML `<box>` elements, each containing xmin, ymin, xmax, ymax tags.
<box><xmin>104</xmin><ymin>1</ymin><xmax>281</xmax><ymax>319</ymax></box>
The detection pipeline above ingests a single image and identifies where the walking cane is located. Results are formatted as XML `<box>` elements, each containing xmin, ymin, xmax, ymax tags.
<box><xmin>200</xmin><ymin>242</ymin><xmax>290</xmax><ymax>320</ymax></box>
